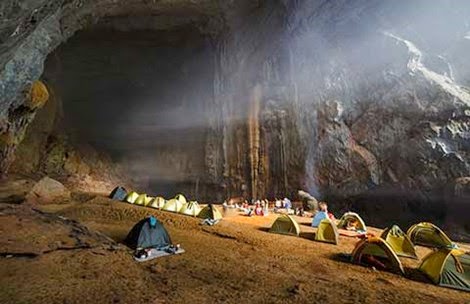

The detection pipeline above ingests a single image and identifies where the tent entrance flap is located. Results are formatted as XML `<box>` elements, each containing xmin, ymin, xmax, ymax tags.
<box><xmin>381</xmin><ymin>225</ymin><xmax>417</xmax><ymax>259</ymax></box>
<box><xmin>315</xmin><ymin>219</ymin><xmax>339</xmax><ymax>244</ymax></box>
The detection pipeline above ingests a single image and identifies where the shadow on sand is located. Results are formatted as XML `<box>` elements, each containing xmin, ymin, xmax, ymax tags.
<box><xmin>257</xmin><ymin>227</ymin><xmax>316</xmax><ymax>241</ymax></box>
<box><xmin>329</xmin><ymin>253</ymin><xmax>434</xmax><ymax>285</ymax></box>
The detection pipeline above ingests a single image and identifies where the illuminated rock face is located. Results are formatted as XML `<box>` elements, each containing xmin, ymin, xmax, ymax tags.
<box><xmin>1</xmin><ymin>1</ymin><xmax>469</xmax><ymax>237</ymax></box>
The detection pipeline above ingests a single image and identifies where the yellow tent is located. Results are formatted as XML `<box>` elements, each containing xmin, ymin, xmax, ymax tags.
<box><xmin>269</xmin><ymin>215</ymin><xmax>300</xmax><ymax>237</ymax></box>
<box><xmin>144</xmin><ymin>196</ymin><xmax>153</xmax><ymax>206</ymax></box>
<box><xmin>198</xmin><ymin>204</ymin><xmax>223</xmax><ymax>221</ymax></box>
<box><xmin>351</xmin><ymin>237</ymin><xmax>404</xmax><ymax>275</ymax></box>
<box><xmin>175</xmin><ymin>194</ymin><xmax>187</xmax><ymax>205</ymax></box>
<box><xmin>125</xmin><ymin>191</ymin><xmax>139</xmax><ymax>204</ymax></box>
<box><xmin>315</xmin><ymin>218</ymin><xmax>339</xmax><ymax>244</ymax></box>
<box><xmin>179</xmin><ymin>201</ymin><xmax>201</xmax><ymax>217</ymax></box>
<box><xmin>407</xmin><ymin>222</ymin><xmax>454</xmax><ymax>249</ymax></box>
<box><xmin>337</xmin><ymin>212</ymin><xmax>367</xmax><ymax>231</ymax></box>
<box><xmin>419</xmin><ymin>248</ymin><xmax>470</xmax><ymax>291</ymax></box>
<box><xmin>381</xmin><ymin>225</ymin><xmax>417</xmax><ymax>259</ymax></box>
<box><xmin>149</xmin><ymin>197</ymin><xmax>166</xmax><ymax>209</ymax></box>
<box><xmin>162</xmin><ymin>198</ymin><xmax>184</xmax><ymax>213</ymax></box>
<box><xmin>135</xmin><ymin>194</ymin><xmax>148</xmax><ymax>206</ymax></box>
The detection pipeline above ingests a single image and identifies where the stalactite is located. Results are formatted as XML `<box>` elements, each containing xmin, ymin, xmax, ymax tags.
<box><xmin>248</xmin><ymin>84</ymin><xmax>262</xmax><ymax>199</ymax></box>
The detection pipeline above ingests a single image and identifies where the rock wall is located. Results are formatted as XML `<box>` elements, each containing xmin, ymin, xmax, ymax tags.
<box><xmin>207</xmin><ymin>0</ymin><xmax>470</xmax><ymax>237</ymax></box>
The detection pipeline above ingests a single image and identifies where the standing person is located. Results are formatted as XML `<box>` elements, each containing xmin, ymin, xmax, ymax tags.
<box><xmin>283</xmin><ymin>197</ymin><xmax>292</xmax><ymax>210</ymax></box>
<box><xmin>311</xmin><ymin>202</ymin><xmax>330</xmax><ymax>227</ymax></box>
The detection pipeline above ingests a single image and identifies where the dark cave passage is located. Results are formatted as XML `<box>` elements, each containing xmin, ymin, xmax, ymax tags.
<box><xmin>40</xmin><ymin>23</ymin><xmax>217</xmax><ymax>199</ymax></box>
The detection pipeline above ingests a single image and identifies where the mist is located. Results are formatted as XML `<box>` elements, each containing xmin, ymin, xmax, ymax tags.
<box><xmin>40</xmin><ymin>0</ymin><xmax>470</xmax><ymax>205</ymax></box>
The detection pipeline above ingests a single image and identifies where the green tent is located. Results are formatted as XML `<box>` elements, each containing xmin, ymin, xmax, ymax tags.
<box><xmin>179</xmin><ymin>201</ymin><xmax>201</xmax><ymax>217</ymax></box>
<box><xmin>407</xmin><ymin>222</ymin><xmax>454</xmax><ymax>249</ymax></box>
<box><xmin>135</xmin><ymin>194</ymin><xmax>148</xmax><ymax>206</ymax></box>
<box><xmin>337</xmin><ymin>212</ymin><xmax>367</xmax><ymax>232</ymax></box>
<box><xmin>162</xmin><ymin>198</ymin><xmax>184</xmax><ymax>213</ymax></box>
<box><xmin>381</xmin><ymin>225</ymin><xmax>417</xmax><ymax>259</ymax></box>
<box><xmin>351</xmin><ymin>237</ymin><xmax>404</xmax><ymax>275</ymax></box>
<box><xmin>149</xmin><ymin>197</ymin><xmax>166</xmax><ymax>209</ymax></box>
<box><xmin>198</xmin><ymin>204</ymin><xmax>223</xmax><ymax>220</ymax></box>
<box><xmin>175</xmin><ymin>194</ymin><xmax>187</xmax><ymax>205</ymax></box>
<box><xmin>315</xmin><ymin>218</ymin><xmax>339</xmax><ymax>244</ymax></box>
<box><xmin>419</xmin><ymin>248</ymin><xmax>470</xmax><ymax>292</ymax></box>
<box><xmin>269</xmin><ymin>215</ymin><xmax>300</xmax><ymax>237</ymax></box>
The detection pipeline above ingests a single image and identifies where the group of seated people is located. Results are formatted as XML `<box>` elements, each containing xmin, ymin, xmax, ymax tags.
<box><xmin>224</xmin><ymin>198</ymin><xmax>275</xmax><ymax>216</ymax></box>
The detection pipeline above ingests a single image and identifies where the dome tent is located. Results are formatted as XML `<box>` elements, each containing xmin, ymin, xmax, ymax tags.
<box><xmin>125</xmin><ymin>191</ymin><xmax>139</xmax><ymax>204</ymax></box>
<box><xmin>150</xmin><ymin>197</ymin><xmax>166</xmax><ymax>209</ymax></box>
<box><xmin>351</xmin><ymin>237</ymin><xmax>404</xmax><ymax>275</ymax></box>
<box><xmin>419</xmin><ymin>248</ymin><xmax>470</xmax><ymax>292</ymax></box>
<box><xmin>337</xmin><ymin>212</ymin><xmax>367</xmax><ymax>232</ymax></box>
<box><xmin>109</xmin><ymin>186</ymin><xmax>127</xmax><ymax>201</ymax></box>
<box><xmin>163</xmin><ymin>198</ymin><xmax>184</xmax><ymax>213</ymax></box>
<box><xmin>124</xmin><ymin>216</ymin><xmax>172</xmax><ymax>250</ymax></box>
<box><xmin>381</xmin><ymin>224</ymin><xmax>417</xmax><ymax>259</ymax></box>
<box><xmin>135</xmin><ymin>194</ymin><xmax>148</xmax><ymax>206</ymax></box>
<box><xmin>269</xmin><ymin>215</ymin><xmax>300</xmax><ymax>237</ymax></box>
<box><xmin>198</xmin><ymin>204</ymin><xmax>223</xmax><ymax>221</ymax></box>
<box><xmin>175</xmin><ymin>194</ymin><xmax>187</xmax><ymax>205</ymax></box>
<box><xmin>179</xmin><ymin>201</ymin><xmax>201</xmax><ymax>217</ymax></box>
<box><xmin>407</xmin><ymin>222</ymin><xmax>454</xmax><ymax>249</ymax></box>
<box><xmin>315</xmin><ymin>218</ymin><xmax>339</xmax><ymax>244</ymax></box>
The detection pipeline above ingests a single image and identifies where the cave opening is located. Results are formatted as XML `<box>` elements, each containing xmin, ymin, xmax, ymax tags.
<box><xmin>32</xmin><ymin>18</ymin><xmax>219</xmax><ymax>200</ymax></box>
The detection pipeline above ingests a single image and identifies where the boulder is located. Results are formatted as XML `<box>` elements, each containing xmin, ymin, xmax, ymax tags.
<box><xmin>26</xmin><ymin>176</ymin><xmax>71</xmax><ymax>204</ymax></box>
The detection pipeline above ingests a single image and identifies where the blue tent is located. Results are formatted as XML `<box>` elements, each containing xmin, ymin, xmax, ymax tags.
<box><xmin>312</xmin><ymin>211</ymin><xmax>328</xmax><ymax>227</ymax></box>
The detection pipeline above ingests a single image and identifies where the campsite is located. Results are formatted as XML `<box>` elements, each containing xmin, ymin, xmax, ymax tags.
<box><xmin>0</xmin><ymin>184</ymin><xmax>469</xmax><ymax>304</ymax></box>
<box><xmin>1</xmin><ymin>1</ymin><xmax>470</xmax><ymax>303</ymax></box>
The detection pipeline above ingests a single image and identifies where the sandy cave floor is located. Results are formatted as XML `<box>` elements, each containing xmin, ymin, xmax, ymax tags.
<box><xmin>1</xmin><ymin>195</ymin><xmax>470</xmax><ymax>304</ymax></box>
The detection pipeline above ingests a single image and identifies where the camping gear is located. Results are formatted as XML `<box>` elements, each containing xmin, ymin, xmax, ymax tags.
<box><xmin>150</xmin><ymin>197</ymin><xmax>166</xmax><ymax>209</ymax></box>
<box><xmin>135</xmin><ymin>194</ymin><xmax>148</xmax><ymax>206</ymax></box>
<box><xmin>134</xmin><ymin>246</ymin><xmax>185</xmax><ymax>262</ymax></box>
<box><xmin>125</xmin><ymin>191</ymin><xmax>139</xmax><ymax>204</ymax></box>
<box><xmin>162</xmin><ymin>198</ymin><xmax>184</xmax><ymax>213</ymax></box>
<box><xmin>124</xmin><ymin>216</ymin><xmax>172</xmax><ymax>250</ymax></box>
<box><xmin>407</xmin><ymin>222</ymin><xmax>454</xmax><ymax>249</ymax></box>
<box><xmin>381</xmin><ymin>225</ymin><xmax>417</xmax><ymax>259</ymax></box>
<box><xmin>351</xmin><ymin>237</ymin><xmax>404</xmax><ymax>275</ymax></box>
<box><xmin>179</xmin><ymin>201</ymin><xmax>201</xmax><ymax>217</ymax></box>
<box><xmin>198</xmin><ymin>204</ymin><xmax>223</xmax><ymax>221</ymax></box>
<box><xmin>339</xmin><ymin>229</ymin><xmax>367</xmax><ymax>237</ymax></box>
<box><xmin>109</xmin><ymin>186</ymin><xmax>127</xmax><ymax>201</ymax></box>
<box><xmin>269</xmin><ymin>215</ymin><xmax>300</xmax><ymax>237</ymax></box>
<box><xmin>311</xmin><ymin>211</ymin><xmax>328</xmax><ymax>227</ymax></box>
<box><xmin>175</xmin><ymin>194</ymin><xmax>187</xmax><ymax>205</ymax></box>
<box><xmin>419</xmin><ymin>248</ymin><xmax>470</xmax><ymax>292</ymax></box>
<box><xmin>315</xmin><ymin>218</ymin><xmax>339</xmax><ymax>244</ymax></box>
<box><xmin>337</xmin><ymin>212</ymin><xmax>367</xmax><ymax>232</ymax></box>
<box><xmin>201</xmin><ymin>218</ymin><xmax>220</xmax><ymax>226</ymax></box>
<box><xmin>144</xmin><ymin>196</ymin><xmax>153</xmax><ymax>206</ymax></box>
